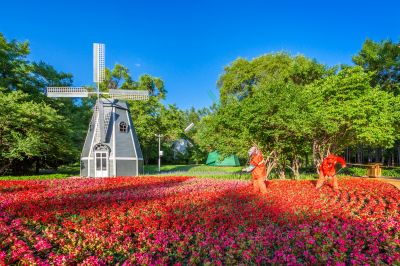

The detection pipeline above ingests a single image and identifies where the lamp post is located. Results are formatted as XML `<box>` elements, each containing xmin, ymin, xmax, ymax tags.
<box><xmin>155</xmin><ymin>134</ymin><xmax>163</xmax><ymax>172</ymax></box>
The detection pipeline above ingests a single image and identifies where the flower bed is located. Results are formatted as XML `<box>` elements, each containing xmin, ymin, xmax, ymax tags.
<box><xmin>0</xmin><ymin>176</ymin><xmax>399</xmax><ymax>265</ymax></box>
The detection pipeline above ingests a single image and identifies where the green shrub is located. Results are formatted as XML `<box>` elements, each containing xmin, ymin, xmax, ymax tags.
<box><xmin>0</xmin><ymin>173</ymin><xmax>70</xmax><ymax>180</ymax></box>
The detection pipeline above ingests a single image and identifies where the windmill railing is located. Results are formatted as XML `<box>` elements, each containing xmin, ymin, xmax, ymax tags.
<box><xmin>108</xmin><ymin>89</ymin><xmax>149</xmax><ymax>100</ymax></box>
<box><xmin>47</xmin><ymin>87</ymin><xmax>149</xmax><ymax>100</ymax></box>
<box><xmin>46</xmin><ymin>87</ymin><xmax>89</xmax><ymax>97</ymax></box>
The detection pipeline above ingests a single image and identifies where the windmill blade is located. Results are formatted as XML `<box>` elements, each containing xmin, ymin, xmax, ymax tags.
<box><xmin>46</xmin><ymin>87</ymin><xmax>90</xmax><ymax>97</ymax></box>
<box><xmin>184</xmin><ymin>122</ymin><xmax>195</xmax><ymax>133</ymax></box>
<box><xmin>108</xmin><ymin>89</ymin><xmax>149</xmax><ymax>100</ymax></box>
<box><xmin>93</xmin><ymin>43</ymin><xmax>105</xmax><ymax>85</ymax></box>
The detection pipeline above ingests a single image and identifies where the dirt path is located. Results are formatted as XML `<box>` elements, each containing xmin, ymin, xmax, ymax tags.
<box><xmin>377</xmin><ymin>177</ymin><xmax>400</xmax><ymax>190</ymax></box>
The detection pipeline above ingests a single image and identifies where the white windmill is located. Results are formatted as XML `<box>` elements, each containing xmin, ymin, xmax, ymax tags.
<box><xmin>47</xmin><ymin>43</ymin><xmax>148</xmax><ymax>177</ymax></box>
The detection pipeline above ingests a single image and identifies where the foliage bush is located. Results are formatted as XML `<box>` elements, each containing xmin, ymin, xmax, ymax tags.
<box><xmin>0</xmin><ymin>174</ymin><xmax>70</xmax><ymax>181</ymax></box>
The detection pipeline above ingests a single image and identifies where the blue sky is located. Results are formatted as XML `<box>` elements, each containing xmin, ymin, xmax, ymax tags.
<box><xmin>1</xmin><ymin>0</ymin><xmax>399</xmax><ymax>109</ymax></box>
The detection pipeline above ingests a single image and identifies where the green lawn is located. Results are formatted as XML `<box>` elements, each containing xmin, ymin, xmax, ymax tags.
<box><xmin>2</xmin><ymin>163</ymin><xmax>400</xmax><ymax>181</ymax></box>
<box><xmin>0</xmin><ymin>164</ymin><xmax>80</xmax><ymax>180</ymax></box>
<box><xmin>0</xmin><ymin>173</ymin><xmax>72</xmax><ymax>180</ymax></box>
<box><xmin>144</xmin><ymin>164</ymin><xmax>243</xmax><ymax>174</ymax></box>
<box><xmin>0</xmin><ymin>164</ymin><xmax>244</xmax><ymax>180</ymax></box>
<box><xmin>143</xmin><ymin>164</ymin><xmax>250</xmax><ymax>180</ymax></box>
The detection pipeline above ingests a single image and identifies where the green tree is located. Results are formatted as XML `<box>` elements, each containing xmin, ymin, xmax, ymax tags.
<box><xmin>200</xmin><ymin>80</ymin><xmax>312</xmax><ymax>178</ymax></box>
<box><xmin>0</xmin><ymin>89</ymin><xmax>75</xmax><ymax>174</ymax></box>
<box><xmin>353</xmin><ymin>39</ymin><xmax>400</xmax><ymax>165</ymax></box>
<box><xmin>308</xmin><ymin>66</ymin><xmax>398</xmax><ymax>170</ymax></box>
<box><xmin>198</xmin><ymin>53</ymin><xmax>329</xmax><ymax>178</ymax></box>
<box><xmin>102</xmin><ymin>64</ymin><xmax>192</xmax><ymax>164</ymax></box>
<box><xmin>353</xmin><ymin>39</ymin><xmax>400</xmax><ymax>95</ymax></box>
<box><xmin>0</xmin><ymin>33</ymin><xmax>30</xmax><ymax>92</ymax></box>
<box><xmin>0</xmin><ymin>33</ymin><xmax>72</xmax><ymax>97</ymax></box>
<box><xmin>217</xmin><ymin>53</ymin><xmax>330</xmax><ymax>104</ymax></box>
<box><xmin>200</xmin><ymin>53</ymin><xmax>399</xmax><ymax>178</ymax></box>
<box><xmin>0</xmin><ymin>33</ymin><xmax>91</xmax><ymax>174</ymax></box>
<box><xmin>182</xmin><ymin>107</ymin><xmax>211</xmax><ymax>164</ymax></box>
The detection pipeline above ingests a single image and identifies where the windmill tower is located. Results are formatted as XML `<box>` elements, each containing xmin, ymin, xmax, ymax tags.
<box><xmin>47</xmin><ymin>43</ymin><xmax>148</xmax><ymax>177</ymax></box>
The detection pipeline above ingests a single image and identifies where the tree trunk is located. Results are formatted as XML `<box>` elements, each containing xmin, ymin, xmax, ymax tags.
<box><xmin>357</xmin><ymin>146</ymin><xmax>363</xmax><ymax>164</ymax></box>
<box><xmin>279</xmin><ymin>170</ymin><xmax>286</xmax><ymax>179</ymax></box>
<box><xmin>278</xmin><ymin>159</ymin><xmax>286</xmax><ymax>179</ymax></box>
<box><xmin>367</xmin><ymin>148</ymin><xmax>371</xmax><ymax>163</ymax></box>
<box><xmin>391</xmin><ymin>151</ymin><xmax>395</xmax><ymax>166</ymax></box>
<box><xmin>0</xmin><ymin>161</ymin><xmax>13</xmax><ymax>175</ymax></box>
<box><xmin>289</xmin><ymin>156</ymin><xmax>301</xmax><ymax>179</ymax></box>
<box><xmin>264</xmin><ymin>150</ymin><xmax>279</xmax><ymax>179</ymax></box>
<box><xmin>312</xmin><ymin>140</ymin><xmax>330</xmax><ymax>174</ymax></box>
<box><xmin>35</xmin><ymin>158</ymin><xmax>40</xmax><ymax>175</ymax></box>
<box><xmin>397</xmin><ymin>144</ymin><xmax>400</xmax><ymax>165</ymax></box>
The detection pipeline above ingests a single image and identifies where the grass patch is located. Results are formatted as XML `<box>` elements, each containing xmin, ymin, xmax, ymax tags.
<box><xmin>0</xmin><ymin>173</ymin><xmax>71</xmax><ymax>181</ymax></box>
<box><xmin>0</xmin><ymin>164</ymin><xmax>80</xmax><ymax>180</ymax></box>
<box><xmin>144</xmin><ymin>164</ymin><xmax>243</xmax><ymax>174</ymax></box>
<box><xmin>340</xmin><ymin>166</ymin><xmax>400</xmax><ymax>178</ymax></box>
<box><xmin>57</xmin><ymin>164</ymin><xmax>80</xmax><ymax>175</ymax></box>
<box><xmin>145</xmin><ymin>172</ymin><xmax>252</xmax><ymax>180</ymax></box>
<box><xmin>4</xmin><ymin>164</ymin><xmax>399</xmax><ymax>181</ymax></box>
<box><xmin>143</xmin><ymin>165</ymin><xmax>321</xmax><ymax>180</ymax></box>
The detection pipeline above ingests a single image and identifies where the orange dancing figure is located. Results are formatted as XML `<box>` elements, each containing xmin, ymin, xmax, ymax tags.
<box><xmin>242</xmin><ymin>146</ymin><xmax>268</xmax><ymax>194</ymax></box>
<box><xmin>316</xmin><ymin>154</ymin><xmax>346</xmax><ymax>190</ymax></box>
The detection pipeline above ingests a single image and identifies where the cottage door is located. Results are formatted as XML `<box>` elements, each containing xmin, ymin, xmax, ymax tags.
<box><xmin>95</xmin><ymin>151</ymin><xmax>108</xmax><ymax>177</ymax></box>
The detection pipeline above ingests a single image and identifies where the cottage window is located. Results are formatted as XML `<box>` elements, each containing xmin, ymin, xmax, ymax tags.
<box><xmin>120</xmin><ymin>122</ymin><xmax>128</xmax><ymax>133</ymax></box>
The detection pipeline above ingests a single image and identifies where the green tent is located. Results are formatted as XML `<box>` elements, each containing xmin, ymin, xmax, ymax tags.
<box><xmin>206</xmin><ymin>151</ymin><xmax>240</xmax><ymax>166</ymax></box>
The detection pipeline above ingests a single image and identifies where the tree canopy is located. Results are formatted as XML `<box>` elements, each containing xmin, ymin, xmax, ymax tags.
<box><xmin>1</xmin><ymin>32</ymin><xmax>399</xmax><ymax>177</ymax></box>
<box><xmin>353</xmin><ymin>39</ymin><xmax>400</xmax><ymax>95</ymax></box>
<box><xmin>0</xmin><ymin>34</ymin><xmax>87</xmax><ymax>174</ymax></box>
<box><xmin>195</xmin><ymin>49</ymin><xmax>400</xmax><ymax>178</ymax></box>
<box><xmin>0</xmin><ymin>89</ymin><xmax>75</xmax><ymax>174</ymax></box>
<box><xmin>308</xmin><ymin>66</ymin><xmax>397</xmax><ymax>168</ymax></box>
